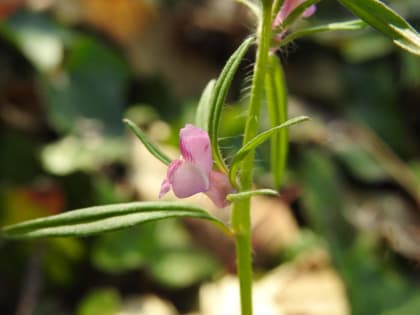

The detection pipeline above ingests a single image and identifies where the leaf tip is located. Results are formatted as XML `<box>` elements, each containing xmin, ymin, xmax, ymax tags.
<box><xmin>122</xmin><ymin>118</ymin><xmax>133</xmax><ymax>125</ymax></box>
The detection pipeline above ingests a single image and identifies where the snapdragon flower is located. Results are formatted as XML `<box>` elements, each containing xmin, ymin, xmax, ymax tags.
<box><xmin>159</xmin><ymin>124</ymin><xmax>233</xmax><ymax>208</ymax></box>
<box><xmin>273</xmin><ymin>0</ymin><xmax>316</xmax><ymax>41</ymax></box>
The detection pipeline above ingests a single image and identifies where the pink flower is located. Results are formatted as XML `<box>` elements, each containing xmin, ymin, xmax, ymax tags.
<box><xmin>273</xmin><ymin>0</ymin><xmax>316</xmax><ymax>29</ymax></box>
<box><xmin>159</xmin><ymin>124</ymin><xmax>233</xmax><ymax>208</ymax></box>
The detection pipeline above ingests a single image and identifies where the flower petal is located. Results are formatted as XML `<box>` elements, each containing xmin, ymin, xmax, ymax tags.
<box><xmin>205</xmin><ymin>171</ymin><xmax>234</xmax><ymax>208</ymax></box>
<box><xmin>159</xmin><ymin>159</ymin><xmax>182</xmax><ymax>198</ymax></box>
<box><xmin>171</xmin><ymin>161</ymin><xmax>210</xmax><ymax>198</ymax></box>
<box><xmin>179</xmin><ymin>124</ymin><xmax>212</xmax><ymax>174</ymax></box>
<box><xmin>273</xmin><ymin>0</ymin><xmax>314</xmax><ymax>27</ymax></box>
<box><xmin>302</xmin><ymin>4</ymin><xmax>316</xmax><ymax>18</ymax></box>
<box><xmin>159</xmin><ymin>178</ymin><xmax>171</xmax><ymax>198</ymax></box>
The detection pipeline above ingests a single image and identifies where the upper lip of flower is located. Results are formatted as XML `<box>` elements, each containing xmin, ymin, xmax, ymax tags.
<box><xmin>179</xmin><ymin>124</ymin><xmax>213</xmax><ymax>175</ymax></box>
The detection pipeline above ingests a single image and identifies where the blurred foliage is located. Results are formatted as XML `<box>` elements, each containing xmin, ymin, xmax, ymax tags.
<box><xmin>299</xmin><ymin>149</ymin><xmax>420</xmax><ymax>315</ymax></box>
<box><xmin>77</xmin><ymin>288</ymin><xmax>121</xmax><ymax>315</ymax></box>
<box><xmin>0</xmin><ymin>131</ymin><xmax>43</xmax><ymax>184</ymax></box>
<box><xmin>0</xmin><ymin>0</ymin><xmax>420</xmax><ymax>315</ymax></box>
<box><xmin>42</xmin><ymin>34</ymin><xmax>128</xmax><ymax>136</ymax></box>
<box><xmin>92</xmin><ymin>220</ymin><xmax>219</xmax><ymax>288</ymax></box>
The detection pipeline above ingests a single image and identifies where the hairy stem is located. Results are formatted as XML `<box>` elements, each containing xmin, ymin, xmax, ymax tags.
<box><xmin>231</xmin><ymin>2</ymin><xmax>273</xmax><ymax>315</ymax></box>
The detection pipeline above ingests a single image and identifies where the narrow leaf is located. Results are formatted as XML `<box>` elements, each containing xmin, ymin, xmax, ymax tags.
<box><xmin>265</xmin><ymin>54</ymin><xmax>288</xmax><ymax>189</ymax></box>
<box><xmin>229</xmin><ymin>116</ymin><xmax>309</xmax><ymax>186</ymax></box>
<box><xmin>195</xmin><ymin>79</ymin><xmax>216</xmax><ymax>132</ymax></box>
<box><xmin>227</xmin><ymin>189</ymin><xmax>279</xmax><ymax>201</ymax></box>
<box><xmin>279</xmin><ymin>19</ymin><xmax>366</xmax><ymax>47</ymax></box>
<box><xmin>338</xmin><ymin>0</ymin><xmax>420</xmax><ymax>55</ymax></box>
<box><xmin>208</xmin><ymin>37</ymin><xmax>254</xmax><ymax>173</ymax></box>
<box><xmin>123</xmin><ymin>119</ymin><xmax>171</xmax><ymax>166</ymax></box>
<box><xmin>2</xmin><ymin>201</ymin><xmax>230</xmax><ymax>239</ymax></box>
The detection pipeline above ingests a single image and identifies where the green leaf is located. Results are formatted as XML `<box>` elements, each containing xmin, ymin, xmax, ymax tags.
<box><xmin>265</xmin><ymin>54</ymin><xmax>288</xmax><ymax>189</ymax></box>
<box><xmin>2</xmin><ymin>201</ymin><xmax>229</xmax><ymax>239</ymax></box>
<box><xmin>195</xmin><ymin>79</ymin><xmax>216</xmax><ymax>132</ymax></box>
<box><xmin>279</xmin><ymin>19</ymin><xmax>366</xmax><ymax>47</ymax></box>
<box><xmin>338</xmin><ymin>0</ymin><xmax>420</xmax><ymax>55</ymax></box>
<box><xmin>227</xmin><ymin>189</ymin><xmax>279</xmax><ymax>201</ymax></box>
<box><xmin>123</xmin><ymin>119</ymin><xmax>171</xmax><ymax>166</ymax></box>
<box><xmin>208</xmin><ymin>37</ymin><xmax>254</xmax><ymax>173</ymax></box>
<box><xmin>229</xmin><ymin>116</ymin><xmax>309</xmax><ymax>187</ymax></box>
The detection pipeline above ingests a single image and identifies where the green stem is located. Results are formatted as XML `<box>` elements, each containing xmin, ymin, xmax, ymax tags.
<box><xmin>231</xmin><ymin>2</ymin><xmax>273</xmax><ymax>315</ymax></box>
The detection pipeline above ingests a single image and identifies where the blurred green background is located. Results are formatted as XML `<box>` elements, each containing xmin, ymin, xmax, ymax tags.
<box><xmin>1</xmin><ymin>1</ymin><xmax>420</xmax><ymax>315</ymax></box>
